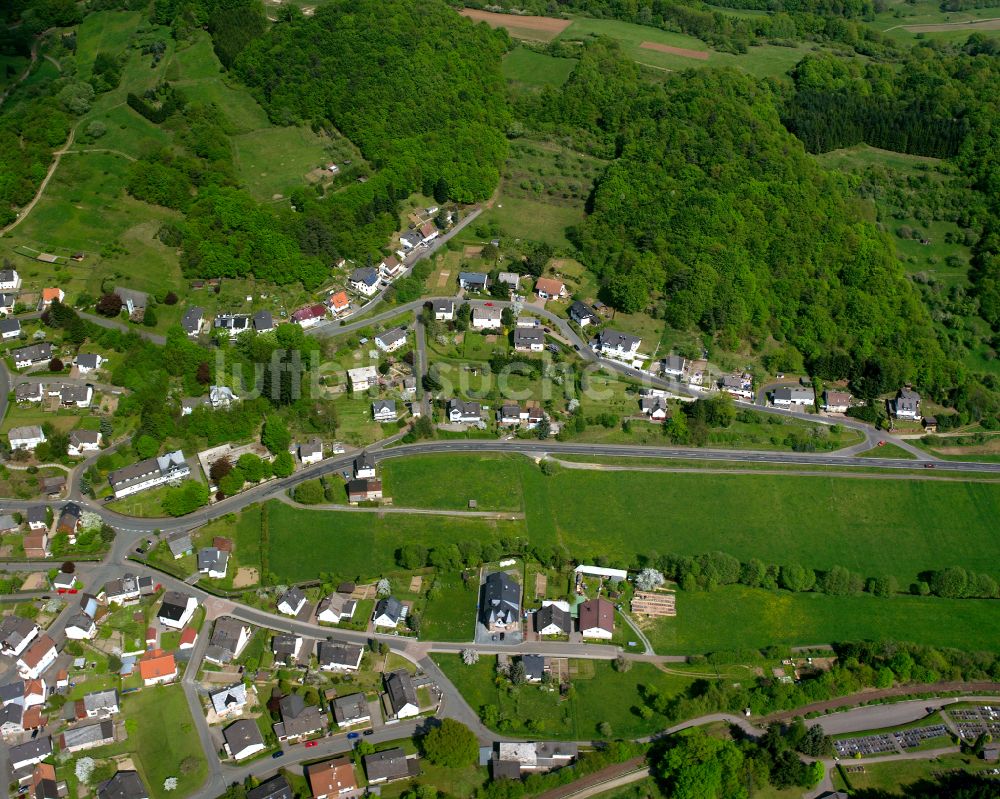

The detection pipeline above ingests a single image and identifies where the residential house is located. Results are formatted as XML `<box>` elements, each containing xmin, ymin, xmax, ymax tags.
<box><xmin>380</xmin><ymin>255</ymin><xmax>405</xmax><ymax>281</ymax></box>
<box><xmin>180</xmin><ymin>397</ymin><xmax>211</xmax><ymax>415</ymax></box>
<box><xmin>246</xmin><ymin>776</ymin><xmax>292</xmax><ymax>799</ymax></box>
<box><xmin>17</xmin><ymin>634</ymin><xmax>57</xmax><ymax>679</ymax></box>
<box><xmin>533</xmin><ymin>277</ymin><xmax>566</xmax><ymax>299</ymax></box>
<box><xmin>103</xmin><ymin>574</ymin><xmax>141</xmax><ymax>606</ymax></box>
<box><xmin>332</xmin><ymin>692</ymin><xmax>371</xmax><ymax>728</ymax></box>
<box><xmin>23</xmin><ymin>532</ymin><xmax>48</xmax><ymax>558</ymax></box>
<box><xmin>822</xmin><ymin>390</ymin><xmax>852</xmax><ymax>413</ymax></box>
<box><xmin>78</xmin><ymin>593</ymin><xmax>99</xmax><ymax>619</ymax></box>
<box><xmin>166</xmin><ymin>532</ymin><xmax>193</xmax><ymax>559</ymax></box>
<box><xmin>274</xmin><ymin>694</ymin><xmax>326</xmax><ymax>742</ymax></box>
<box><xmin>498</xmin><ymin>403</ymin><xmax>522</xmax><ymax>426</ymax></box>
<box><xmin>0</xmin><ymin>514</ymin><xmax>19</xmax><ymax>534</ymax></box>
<box><xmin>497</xmin><ymin>272</ymin><xmax>520</xmax><ymax>291</ymax></box>
<box><xmin>26</xmin><ymin>507</ymin><xmax>48</xmax><ymax>531</ymax></box>
<box><xmin>68</xmin><ymin>429</ymin><xmax>102</xmax><ymax>456</ymax></box>
<box><xmin>593</xmin><ymin>330</ymin><xmax>641</xmax><ymax>360</ymax></box>
<box><xmin>894</xmin><ymin>387</ymin><xmax>921</xmax><ymax>420</ymax></box>
<box><xmin>535</xmin><ymin>603</ymin><xmax>572</xmax><ymax>636</ymax></box>
<box><xmin>214</xmin><ymin>314</ymin><xmax>250</xmax><ymax>339</ymax></box>
<box><xmin>372</xmin><ymin>399</ymin><xmax>397</xmax><ymax>422</ymax></box>
<box><xmin>660</xmin><ymin>354</ymin><xmax>688</xmax><ymax>378</ymax></box>
<box><xmin>138</xmin><ymin>650</ymin><xmax>176</xmax><ymax>686</ymax></box>
<box><xmin>348</xmin><ymin>267</ymin><xmax>381</xmax><ymax>298</ymax></box>
<box><xmin>491</xmin><ymin>742</ymin><xmax>578</xmax><ymax>779</ymax></box>
<box><xmin>399</xmin><ymin>231</ymin><xmax>423</xmax><ymax>250</ymax></box>
<box><xmin>317</xmin><ymin>641</ymin><xmax>363</xmax><ymax>672</ymax></box>
<box><xmin>578</xmin><ymin>597</ymin><xmax>615</xmax><ymax>640</ymax></box>
<box><xmin>75</xmin><ymin>353</ymin><xmax>104</xmax><ymax>374</ymax></box>
<box><xmin>513</xmin><ymin>327</ymin><xmax>544</xmax><ymax>352</ymax></box>
<box><xmin>291</xmin><ymin>304</ymin><xmax>328</xmax><ymax>328</ymax></box>
<box><xmin>8</xmin><ymin>425</ymin><xmax>45</xmax><ymax>451</ymax></box>
<box><xmin>720</xmin><ymin>373</ymin><xmax>754</xmax><ymax>400</ymax></box>
<box><xmin>52</xmin><ymin>570</ymin><xmax>75</xmax><ymax>590</ymax></box>
<box><xmin>205</xmin><ymin>617</ymin><xmax>251</xmax><ymax>665</ymax></box>
<box><xmin>347</xmin><ymin>365</ymin><xmax>378</xmax><ymax>393</ymax></box>
<box><xmin>277</xmin><ymin>588</ymin><xmax>306</xmax><ymax>617</ymax></box>
<box><xmin>64</xmin><ymin>614</ymin><xmax>96</xmax><ymax>640</ymax></box>
<box><xmin>210</xmin><ymin>684</ymin><xmax>248</xmax><ymax>718</ymax></box>
<box><xmin>298</xmin><ymin>438</ymin><xmax>324</xmax><ymax>465</ymax></box>
<box><xmin>432</xmin><ymin>299</ymin><xmax>454</xmax><ymax>321</ymax></box>
<box><xmin>522</xmin><ymin>654</ymin><xmax>545</xmax><ymax>683</ymax></box>
<box><xmin>307</xmin><ymin>758</ymin><xmax>359</xmax><ymax>799</ymax></box>
<box><xmin>316</xmin><ymin>593</ymin><xmax>357</xmax><ymax>624</ymax></box>
<box><xmin>157</xmin><ymin>592</ymin><xmax>197</xmax><ymax>629</ymax></box>
<box><xmin>0</xmin><ymin>318</ymin><xmax>21</xmax><ymax>340</ymax></box>
<box><xmin>354</xmin><ymin>452</ymin><xmax>376</xmax><ymax>479</ymax></box>
<box><xmin>114</xmin><ymin>288</ymin><xmax>148</xmax><ymax>315</ymax></box>
<box><xmin>179</xmin><ymin>627</ymin><xmax>197</xmax><ymax>649</ymax></box>
<box><xmin>328</xmin><ymin>291</ymin><xmax>350</xmax><ymax>316</ymax></box>
<box><xmin>0</xmin><ymin>703</ymin><xmax>25</xmax><ymax>738</ymax></box>
<box><xmin>0</xmin><ymin>616</ymin><xmax>39</xmax><ymax>657</ymax></box>
<box><xmin>364</xmin><ymin>748</ymin><xmax>415</xmax><ymax>784</ymax></box>
<box><xmin>98</xmin><ymin>772</ymin><xmax>149</xmax><ymax>799</ymax></box>
<box><xmin>568</xmin><ymin>301</ymin><xmax>599</xmax><ymax>327</ymax></box>
<box><xmin>46</xmin><ymin>475</ymin><xmax>67</xmax><ymax>497</ymax></box>
<box><xmin>41</xmin><ymin>288</ymin><xmax>64</xmax><ymax>307</ymax></box>
<box><xmin>373</xmin><ymin>596</ymin><xmax>403</xmax><ymax>628</ymax></box>
<box><xmin>448</xmin><ymin>399</ymin><xmax>482</xmax><ymax>424</ymax></box>
<box><xmin>198</xmin><ymin>548</ymin><xmax>229</xmax><ymax>579</ymax></box>
<box><xmin>60</xmin><ymin>720</ymin><xmax>114</xmax><ymax>753</ymax></box>
<box><xmin>481</xmin><ymin>572</ymin><xmax>520</xmax><ymax>631</ymax></box>
<box><xmin>181</xmin><ymin>307</ymin><xmax>204</xmax><ymax>337</ymax></box>
<box><xmin>107</xmin><ymin>450</ymin><xmax>190</xmax><ymax>498</ymax></box>
<box><xmin>60</xmin><ymin>384</ymin><xmax>93</xmax><ymax>408</ymax></box>
<box><xmin>56</xmin><ymin>503</ymin><xmax>80</xmax><ymax>534</ymax></box>
<box><xmin>375</xmin><ymin>327</ymin><xmax>407</xmax><ymax>353</ymax></box>
<box><xmin>472</xmin><ymin>306</ymin><xmax>502</xmax><ymax>330</ymax></box>
<box><xmin>347</xmin><ymin>478</ymin><xmax>382</xmax><ymax>502</ymax></box>
<box><xmin>81</xmin><ymin>689</ymin><xmax>119</xmax><ymax>719</ymax></box>
<box><xmin>252</xmin><ymin>310</ymin><xmax>274</xmax><ymax>334</ymax></box>
<box><xmin>639</xmin><ymin>396</ymin><xmax>669</xmax><ymax>420</ymax></box>
<box><xmin>12</xmin><ymin>342</ymin><xmax>53</xmax><ymax>369</ymax></box>
<box><xmin>459</xmin><ymin>272</ymin><xmax>489</xmax><ymax>292</ymax></box>
<box><xmin>0</xmin><ymin>268</ymin><xmax>21</xmax><ymax>291</ymax></box>
<box><xmin>8</xmin><ymin>736</ymin><xmax>53</xmax><ymax>770</ymax></box>
<box><xmin>223</xmin><ymin>719</ymin><xmax>266</xmax><ymax>761</ymax></box>
<box><xmin>271</xmin><ymin>634</ymin><xmax>303</xmax><ymax>666</ymax></box>
<box><xmin>0</xmin><ymin>293</ymin><xmax>15</xmax><ymax>315</ymax></box>
<box><xmin>385</xmin><ymin>669</ymin><xmax>419</xmax><ymax>719</ymax></box>
<box><xmin>772</xmin><ymin>387</ymin><xmax>815</xmax><ymax>407</ymax></box>
<box><xmin>15</xmin><ymin>383</ymin><xmax>42</xmax><ymax>403</ymax></box>
<box><xmin>419</xmin><ymin>222</ymin><xmax>439</xmax><ymax>244</ymax></box>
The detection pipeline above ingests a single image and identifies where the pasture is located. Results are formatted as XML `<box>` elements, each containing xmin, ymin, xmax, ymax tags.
<box><xmin>233</xmin><ymin>126</ymin><xmax>336</xmax><ymax>200</ymax></box>
<box><xmin>502</xmin><ymin>47</ymin><xmax>577</xmax><ymax>87</ymax></box>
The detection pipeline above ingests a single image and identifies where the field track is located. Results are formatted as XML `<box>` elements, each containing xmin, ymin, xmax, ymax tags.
<box><xmin>459</xmin><ymin>8</ymin><xmax>572</xmax><ymax>41</ymax></box>
<box><xmin>639</xmin><ymin>40</ymin><xmax>710</xmax><ymax>60</ymax></box>
<box><xmin>891</xmin><ymin>16</ymin><xmax>1000</xmax><ymax>32</ymax></box>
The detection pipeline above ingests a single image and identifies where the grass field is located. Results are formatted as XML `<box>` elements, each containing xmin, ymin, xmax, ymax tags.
<box><xmin>233</xmin><ymin>126</ymin><xmax>336</xmax><ymax>200</ymax></box>
<box><xmin>477</xmin><ymin>195</ymin><xmax>584</xmax><ymax>249</ymax></box>
<box><xmin>382</xmin><ymin>453</ymin><xmax>525</xmax><ymax>510</ymax></box>
<box><xmin>420</xmin><ymin>570</ymin><xmax>479</xmax><ymax>642</ymax></box>
<box><xmin>503</xmin><ymin>47</ymin><xmax>577</xmax><ymax>87</ymax></box>
<box><xmin>75</xmin><ymin>10</ymin><xmax>144</xmax><ymax>81</ymax></box>
<box><xmin>834</xmin><ymin>751</ymin><xmax>995</xmax><ymax>793</ymax></box>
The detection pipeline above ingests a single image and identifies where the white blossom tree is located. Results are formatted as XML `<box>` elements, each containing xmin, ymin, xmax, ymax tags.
<box><xmin>635</xmin><ymin>568</ymin><xmax>665</xmax><ymax>591</ymax></box>
<box><xmin>376</xmin><ymin>578</ymin><xmax>391</xmax><ymax>596</ymax></box>
<box><xmin>80</xmin><ymin>511</ymin><xmax>103</xmax><ymax>532</ymax></box>
<box><xmin>461</xmin><ymin>649</ymin><xmax>479</xmax><ymax>665</ymax></box>
<box><xmin>163</xmin><ymin>778</ymin><xmax>178</xmax><ymax>792</ymax></box>
<box><xmin>75</xmin><ymin>758</ymin><xmax>95</xmax><ymax>783</ymax></box>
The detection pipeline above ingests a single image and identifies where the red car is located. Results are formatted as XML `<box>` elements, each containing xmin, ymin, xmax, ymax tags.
<box><xmin>304</xmin><ymin>741</ymin><xmax>318</xmax><ymax>748</ymax></box>
<box><xmin>484</xmin><ymin>302</ymin><xmax>494</xmax><ymax>306</ymax></box>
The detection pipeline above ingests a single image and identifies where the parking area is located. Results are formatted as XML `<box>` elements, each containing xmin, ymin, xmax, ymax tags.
<box><xmin>834</xmin><ymin>724</ymin><xmax>949</xmax><ymax>758</ymax></box>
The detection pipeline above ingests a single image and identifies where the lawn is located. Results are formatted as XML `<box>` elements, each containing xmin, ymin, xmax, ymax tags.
<box><xmin>233</xmin><ymin>126</ymin><xmax>335</xmax><ymax>200</ymax></box>
<box><xmin>834</xmin><ymin>751</ymin><xmax>995</xmax><ymax>793</ymax></box>
<box><xmin>433</xmin><ymin>654</ymin><xmax>689</xmax><ymax>740</ymax></box>
<box><xmin>646</xmin><ymin>584</ymin><xmax>1000</xmax><ymax>654</ymax></box>
<box><xmin>75</xmin><ymin>11</ymin><xmax>144</xmax><ymax>81</ymax></box>
<box><xmin>263</xmin><ymin>501</ymin><xmax>526</xmax><ymax>583</ymax></box>
<box><xmin>381</xmin><ymin>453</ymin><xmax>525</xmax><ymax>510</ymax></box>
<box><xmin>420</xmin><ymin>571</ymin><xmax>479</xmax><ymax>642</ymax></box>
<box><xmin>476</xmin><ymin>195</ymin><xmax>584</xmax><ymax>249</ymax></box>
<box><xmin>503</xmin><ymin>47</ymin><xmax>577</xmax><ymax>87</ymax></box>
<box><xmin>379</xmin><ymin>762</ymin><xmax>488</xmax><ymax>799</ymax></box>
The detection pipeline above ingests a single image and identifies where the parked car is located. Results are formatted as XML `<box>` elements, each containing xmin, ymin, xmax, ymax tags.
<box><xmin>347</xmin><ymin>732</ymin><xmax>360</xmax><ymax>740</ymax></box>
<box><xmin>363</xmin><ymin>729</ymin><xmax>374</xmax><ymax>736</ymax></box>
<box><xmin>305</xmin><ymin>741</ymin><xmax>318</xmax><ymax>748</ymax></box>
<box><xmin>272</xmin><ymin>751</ymin><xmax>285</xmax><ymax>759</ymax></box>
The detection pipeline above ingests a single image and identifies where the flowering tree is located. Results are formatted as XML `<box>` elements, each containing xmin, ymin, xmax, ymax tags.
<box><xmin>75</xmin><ymin>758</ymin><xmax>95</xmax><ymax>783</ymax></box>
<box><xmin>376</xmin><ymin>578</ymin><xmax>391</xmax><ymax>596</ymax></box>
<box><xmin>635</xmin><ymin>568</ymin><xmax>665</xmax><ymax>591</ymax></box>
<box><xmin>461</xmin><ymin>649</ymin><xmax>479</xmax><ymax>665</ymax></box>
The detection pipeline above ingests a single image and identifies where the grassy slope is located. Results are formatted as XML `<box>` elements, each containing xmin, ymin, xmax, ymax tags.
<box><xmin>503</xmin><ymin>47</ymin><xmax>577</xmax><ymax>87</ymax></box>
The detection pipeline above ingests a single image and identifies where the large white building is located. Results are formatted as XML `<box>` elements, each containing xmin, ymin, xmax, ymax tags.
<box><xmin>107</xmin><ymin>451</ymin><xmax>190</xmax><ymax>498</ymax></box>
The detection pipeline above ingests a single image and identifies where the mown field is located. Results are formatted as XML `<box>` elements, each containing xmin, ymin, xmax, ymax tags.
<box><xmin>503</xmin><ymin>47</ymin><xmax>577</xmax><ymax>87</ymax></box>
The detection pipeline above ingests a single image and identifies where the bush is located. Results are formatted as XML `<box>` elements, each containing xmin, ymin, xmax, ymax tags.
<box><xmin>293</xmin><ymin>479</ymin><xmax>325</xmax><ymax>505</ymax></box>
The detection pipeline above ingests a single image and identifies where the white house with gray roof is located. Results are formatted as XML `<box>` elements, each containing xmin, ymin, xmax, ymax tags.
<box><xmin>8</xmin><ymin>426</ymin><xmax>45</xmax><ymax>451</ymax></box>
<box><xmin>107</xmin><ymin>450</ymin><xmax>190</xmax><ymax>498</ymax></box>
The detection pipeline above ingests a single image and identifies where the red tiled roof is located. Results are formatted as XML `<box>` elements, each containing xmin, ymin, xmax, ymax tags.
<box><xmin>139</xmin><ymin>649</ymin><xmax>176</xmax><ymax>681</ymax></box>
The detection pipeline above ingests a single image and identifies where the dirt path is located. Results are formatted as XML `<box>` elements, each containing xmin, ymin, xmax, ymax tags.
<box><xmin>63</xmin><ymin>147</ymin><xmax>137</xmax><ymax>162</ymax></box>
<box><xmin>887</xmin><ymin>16</ymin><xmax>1000</xmax><ymax>32</ymax></box>
<box><xmin>0</xmin><ymin>123</ymin><xmax>76</xmax><ymax>237</ymax></box>
<box><xmin>639</xmin><ymin>41</ymin><xmax>710</xmax><ymax>60</ymax></box>
<box><xmin>0</xmin><ymin>33</ymin><xmax>43</xmax><ymax>110</ymax></box>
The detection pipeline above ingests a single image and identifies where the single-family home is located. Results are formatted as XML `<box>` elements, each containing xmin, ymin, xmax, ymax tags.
<box><xmin>772</xmin><ymin>386</ymin><xmax>815</xmax><ymax>407</ymax></box>
<box><xmin>491</xmin><ymin>742</ymin><xmax>578</xmax><ymax>778</ymax></box>
<box><xmin>12</xmin><ymin>342</ymin><xmax>52</xmax><ymax>370</ymax></box>
<box><xmin>533</xmin><ymin>277</ymin><xmax>566</xmax><ymax>299</ymax></box>
<box><xmin>432</xmin><ymin>299</ymin><xmax>454</xmax><ymax>321</ymax></box>
<box><xmin>380</xmin><ymin>255</ymin><xmax>405</xmax><ymax>281</ymax></box>
<box><xmin>578</xmin><ymin>597</ymin><xmax>615</xmax><ymax>640</ymax></box>
<box><xmin>328</xmin><ymin>291</ymin><xmax>350</xmax><ymax>316</ymax></box>
<box><xmin>640</xmin><ymin>396</ymin><xmax>669</xmax><ymax>420</ymax></box>
<box><xmin>60</xmin><ymin>384</ymin><xmax>93</xmax><ymax>408</ymax></box>
<box><xmin>375</xmin><ymin>327</ymin><xmax>407</xmax><ymax>353</ymax></box>
<box><xmin>102</xmin><ymin>574</ymin><xmax>141</xmax><ymax>606</ymax></box>
<box><xmin>481</xmin><ymin>572</ymin><xmax>520</xmax><ymax>631</ymax></box>
<box><xmin>15</xmin><ymin>383</ymin><xmax>42</xmax><ymax>403</ymax></box>
<box><xmin>419</xmin><ymin>222</ymin><xmax>439</xmax><ymax>244</ymax></box>
<box><xmin>23</xmin><ymin>531</ymin><xmax>48</xmax><ymax>558</ymax></box>
<box><xmin>210</xmin><ymin>684</ymin><xmax>248</xmax><ymax>718</ymax></box>
<box><xmin>55</xmin><ymin>503</ymin><xmax>79</xmax><ymax>538</ymax></box>
<box><xmin>0</xmin><ymin>616</ymin><xmax>39</xmax><ymax>657</ymax></box>
<box><xmin>277</xmin><ymin>588</ymin><xmax>307</xmax><ymax>617</ymax></box>
<box><xmin>51</xmin><ymin>570</ymin><xmax>75</xmax><ymax>591</ymax></box>
<box><xmin>0</xmin><ymin>269</ymin><xmax>21</xmax><ymax>291</ymax></box>
<box><xmin>81</xmin><ymin>689</ymin><xmax>119</xmax><ymax>719</ymax></box>
<box><xmin>223</xmin><ymin>719</ymin><xmax>266</xmax><ymax>761</ymax></box>
<box><xmin>347</xmin><ymin>478</ymin><xmax>382</xmax><ymax>502</ymax></box>
<box><xmin>0</xmin><ymin>293</ymin><xmax>16</xmax><ymax>315</ymax></box>
<box><xmin>497</xmin><ymin>272</ymin><xmax>520</xmax><ymax>291</ymax></box>
<box><xmin>0</xmin><ymin>514</ymin><xmax>18</xmax><ymax>534</ymax></box>
<box><xmin>60</xmin><ymin>720</ymin><xmax>115</xmax><ymax>753</ymax></box>
<box><xmin>471</xmin><ymin>306</ymin><xmax>502</xmax><ymax>330</ymax></box>
<box><xmin>198</xmin><ymin>548</ymin><xmax>229</xmax><ymax>579</ymax></box>
<box><xmin>252</xmin><ymin>310</ymin><xmax>274</xmax><ymax>334</ymax></box>
<box><xmin>138</xmin><ymin>650</ymin><xmax>177</xmax><ymax>686</ymax></box>
<box><xmin>522</xmin><ymin>654</ymin><xmax>545</xmax><ymax>683</ymax></box>
<box><xmin>364</xmin><ymin>748</ymin><xmax>415</xmax><ymax>784</ymax></box>
<box><xmin>17</xmin><ymin>634</ymin><xmax>57</xmax><ymax>679</ymax></box>
<box><xmin>568</xmin><ymin>301</ymin><xmax>599</xmax><ymax>327</ymax></box>
<box><xmin>385</xmin><ymin>669</ymin><xmax>419</xmax><ymax>719</ymax></box>
<box><xmin>68</xmin><ymin>429</ymin><xmax>102</xmax><ymax>456</ymax></box>
<box><xmin>894</xmin><ymin>387</ymin><xmax>921</xmax><ymax>420</ymax></box>
<box><xmin>349</xmin><ymin>267</ymin><xmax>381</xmax><ymax>298</ymax></box>
<box><xmin>593</xmin><ymin>330</ymin><xmax>641</xmax><ymax>359</ymax></box>
<box><xmin>75</xmin><ymin>353</ymin><xmax>104</xmax><ymax>374</ymax></box>
<box><xmin>354</xmin><ymin>452</ymin><xmax>376</xmax><ymax>479</ymax></box>
<box><xmin>8</xmin><ymin>736</ymin><xmax>53</xmax><ymax>770</ymax></box>
<box><xmin>246</xmin><ymin>776</ymin><xmax>292</xmax><ymax>799</ymax></box>
<box><xmin>720</xmin><ymin>373</ymin><xmax>754</xmax><ymax>400</ymax></box>
<box><xmin>307</xmin><ymin>758</ymin><xmax>360</xmax><ymax>799</ymax></box>
<box><xmin>214</xmin><ymin>314</ymin><xmax>251</xmax><ymax>339</ymax></box>
<box><xmin>535</xmin><ymin>602</ymin><xmax>572</xmax><ymax>636</ymax></box>
<box><xmin>26</xmin><ymin>507</ymin><xmax>48</xmax><ymax>531</ymax></box>
<box><xmin>291</xmin><ymin>304</ymin><xmax>328</xmax><ymax>328</ymax></box>
<box><xmin>64</xmin><ymin>614</ymin><xmax>96</xmax><ymax>640</ymax></box>
<box><xmin>157</xmin><ymin>592</ymin><xmax>197</xmax><ymax>629</ymax></box>
<box><xmin>332</xmin><ymin>692</ymin><xmax>370</xmax><ymax>728</ymax></box>
<box><xmin>298</xmin><ymin>438</ymin><xmax>324</xmax><ymax>465</ymax></box>
<box><xmin>316</xmin><ymin>593</ymin><xmax>357</xmax><ymax>624</ymax></box>
<box><xmin>822</xmin><ymin>390</ymin><xmax>852</xmax><ymax>413</ymax></box>
<box><xmin>98</xmin><ymin>771</ymin><xmax>148</xmax><ymax>799</ymax></box>
<box><xmin>0</xmin><ymin>318</ymin><xmax>21</xmax><ymax>340</ymax></box>
<box><xmin>271</xmin><ymin>634</ymin><xmax>303</xmax><ymax>666</ymax></box>
<box><xmin>459</xmin><ymin>272</ymin><xmax>489</xmax><ymax>292</ymax></box>
<box><xmin>448</xmin><ymin>399</ymin><xmax>482</xmax><ymax>424</ymax></box>
<box><xmin>107</xmin><ymin>450</ymin><xmax>190</xmax><ymax>498</ymax></box>
<box><xmin>372</xmin><ymin>399</ymin><xmax>397</xmax><ymax>422</ymax></box>
<box><xmin>399</xmin><ymin>231</ymin><xmax>423</xmax><ymax>250</ymax></box>
<box><xmin>317</xmin><ymin>641</ymin><xmax>363</xmax><ymax>672</ymax></box>
<box><xmin>41</xmin><ymin>288</ymin><xmax>64</xmax><ymax>307</ymax></box>
<box><xmin>209</xmin><ymin>385</ymin><xmax>237</xmax><ymax>409</ymax></box>
<box><xmin>660</xmin><ymin>354</ymin><xmax>688</xmax><ymax>378</ymax></box>
<box><xmin>274</xmin><ymin>694</ymin><xmax>326</xmax><ymax>742</ymax></box>
<box><xmin>513</xmin><ymin>327</ymin><xmax>544</xmax><ymax>352</ymax></box>
<box><xmin>205</xmin><ymin>617</ymin><xmax>251</xmax><ymax>665</ymax></box>
<box><xmin>8</xmin><ymin>425</ymin><xmax>45</xmax><ymax>451</ymax></box>
<box><xmin>373</xmin><ymin>596</ymin><xmax>403</xmax><ymax>628</ymax></box>
<box><xmin>181</xmin><ymin>307</ymin><xmax>204</xmax><ymax>337</ymax></box>
<box><xmin>180</xmin><ymin>397</ymin><xmax>211</xmax><ymax>416</ymax></box>
<box><xmin>114</xmin><ymin>287</ymin><xmax>148</xmax><ymax>315</ymax></box>
<box><xmin>347</xmin><ymin>364</ymin><xmax>379</xmax><ymax>393</ymax></box>
<box><xmin>166</xmin><ymin>532</ymin><xmax>193</xmax><ymax>559</ymax></box>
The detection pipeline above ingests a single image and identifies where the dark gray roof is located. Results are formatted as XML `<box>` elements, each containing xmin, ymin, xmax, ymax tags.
<box><xmin>69</xmin><ymin>429</ymin><xmax>101</xmax><ymax>446</ymax></box>
<box><xmin>76</xmin><ymin>353</ymin><xmax>101</xmax><ymax>369</ymax></box>
<box><xmin>62</xmin><ymin>720</ymin><xmax>115</xmax><ymax>751</ymax></box>
<box><xmin>98</xmin><ymin>771</ymin><xmax>148</xmax><ymax>799</ymax></box>
<box><xmin>596</xmin><ymin>329</ymin><xmax>641</xmax><ymax>351</ymax></box>
<box><xmin>332</xmin><ymin>692</ymin><xmax>369</xmax><ymax>724</ymax></box>
<box><xmin>113</xmin><ymin>287</ymin><xmax>148</xmax><ymax>309</ymax></box>
<box><xmin>181</xmin><ymin>306</ymin><xmax>203</xmax><ymax>334</ymax></box>
<box><xmin>158</xmin><ymin>592</ymin><xmax>192</xmax><ymax>622</ymax></box>
<box><xmin>569</xmin><ymin>301</ymin><xmax>597</xmax><ymax>322</ymax></box>
<box><xmin>271</xmin><ymin>634</ymin><xmax>300</xmax><ymax>657</ymax></box>
<box><xmin>385</xmin><ymin>669</ymin><xmax>417</xmax><ymax>714</ymax></box>
<box><xmin>513</xmin><ymin>328</ymin><xmax>543</xmax><ymax>347</ymax></box>
<box><xmin>350</xmin><ymin>266</ymin><xmax>379</xmax><ymax>286</ymax></box>
<box><xmin>223</xmin><ymin>719</ymin><xmax>264</xmax><ymax>753</ymax></box>
<box><xmin>209</xmin><ymin>617</ymin><xmax>248</xmax><ymax>658</ymax></box>
<box><xmin>522</xmin><ymin>654</ymin><xmax>544</xmax><ymax>681</ymax></box>
<box><xmin>459</xmin><ymin>271</ymin><xmax>488</xmax><ymax>287</ymax></box>
<box><xmin>374</xmin><ymin>596</ymin><xmax>402</xmax><ymax>624</ymax></box>
<box><xmin>279</xmin><ymin>587</ymin><xmax>305</xmax><ymax>610</ymax></box>
<box><xmin>8</xmin><ymin>735</ymin><xmax>52</xmax><ymax>764</ymax></box>
<box><xmin>432</xmin><ymin>299</ymin><xmax>453</xmax><ymax>313</ymax></box>
<box><xmin>317</xmin><ymin>641</ymin><xmax>363</xmax><ymax>669</ymax></box>
<box><xmin>27</xmin><ymin>507</ymin><xmax>47</xmax><ymax>524</ymax></box>
<box><xmin>535</xmin><ymin>604</ymin><xmax>571</xmax><ymax>634</ymax></box>
<box><xmin>252</xmin><ymin>310</ymin><xmax>273</xmax><ymax>331</ymax></box>
<box><xmin>246</xmin><ymin>775</ymin><xmax>292</xmax><ymax>799</ymax></box>
<box><xmin>482</xmin><ymin>572</ymin><xmax>520</xmax><ymax>626</ymax></box>
<box><xmin>198</xmin><ymin>547</ymin><xmax>229</xmax><ymax>573</ymax></box>
<box><xmin>0</xmin><ymin>318</ymin><xmax>20</xmax><ymax>335</ymax></box>
<box><xmin>0</xmin><ymin>680</ymin><xmax>25</xmax><ymax>703</ymax></box>
<box><xmin>376</xmin><ymin>327</ymin><xmax>407</xmax><ymax>347</ymax></box>
<box><xmin>355</xmin><ymin>452</ymin><xmax>375</xmax><ymax>471</ymax></box>
<box><xmin>364</xmin><ymin>747</ymin><xmax>411</xmax><ymax>782</ymax></box>
<box><xmin>12</xmin><ymin>343</ymin><xmax>52</xmax><ymax>362</ymax></box>
<box><xmin>0</xmin><ymin>616</ymin><xmax>37</xmax><ymax>650</ymax></box>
